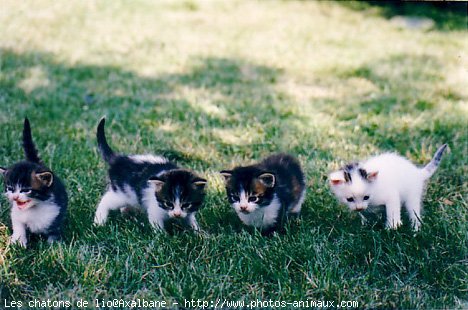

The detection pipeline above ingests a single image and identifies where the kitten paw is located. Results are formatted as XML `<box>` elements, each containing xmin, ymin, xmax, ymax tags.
<box><xmin>385</xmin><ymin>220</ymin><xmax>402</xmax><ymax>230</ymax></box>
<box><xmin>10</xmin><ymin>235</ymin><xmax>27</xmax><ymax>248</ymax></box>
<box><xmin>149</xmin><ymin>221</ymin><xmax>165</xmax><ymax>232</ymax></box>
<box><xmin>93</xmin><ymin>214</ymin><xmax>107</xmax><ymax>226</ymax></box>
<box><xmin>411</xmin><ymin>219</ymin><xmax>422</xmax><ymax>231</ymax></box>
<box><xmin>47</xmin><ymin>235</ymin><xmax>61</xmax><ymax>243</ymax></box>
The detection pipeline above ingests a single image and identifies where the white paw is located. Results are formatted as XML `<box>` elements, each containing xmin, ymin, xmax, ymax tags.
<box><xmin>385</xmin><ymin>220</ymin><xmax>402</xmax><ymax>230</ymax></box>
<box><xmin>412</xmin><ymin>221</ymin><xmax>421</xmax><ymax>232</ymax></box>
<box><xmin>93</xmin><ymin>214</ymin><xmax>107</xmax><ymax>226</ymax></box>
<box><xmin>149</xmin><ymin>220</ymin><xmax>165</xmax><ymax>232</ymax></box>
<box><xmin>10</xmin><ymin>235</ymin><xmax>27</xmax><ymax>248</ymax></box>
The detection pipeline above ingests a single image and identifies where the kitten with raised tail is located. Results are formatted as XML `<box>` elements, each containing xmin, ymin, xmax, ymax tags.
<box><xmin>329</xmin><ymin>144</ymin><xmax>447</xmax><ymax>231</ymax></box>
<box><xmin>220</xmin><ymin>153</ymin><xmax>306</xmax><ymax>234</ymax></box>
<box><xmin>0</xmin><ymin>118</ymin><xmax>68</xmax><ymax>247</ymax></box>
<box><xmin>93</xmin><ymin>118</ymin><xmax>207</xmax><ymax>232</ymax></box>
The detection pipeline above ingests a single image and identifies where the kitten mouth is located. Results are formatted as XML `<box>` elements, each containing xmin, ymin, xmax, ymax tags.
<box><xmin>240</xmin><ymin>209</ymin><xmax>251</xmax><ymax>214</ymax></box>
<box><xmin>15</xmin><ymin>199</ymin><xmax>31</xmax><ymax>209</ymax></box>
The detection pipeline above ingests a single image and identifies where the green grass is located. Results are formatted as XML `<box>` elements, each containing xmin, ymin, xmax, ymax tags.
<box><xmin>0</xmin><ymin>1</ymin><xmax>467</xmax><ymax>308</ymax></box>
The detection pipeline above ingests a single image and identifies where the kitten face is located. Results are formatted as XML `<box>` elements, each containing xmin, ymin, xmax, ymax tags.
<box><xmin>148</xmin><ymin>169</ymin><xmax>206</xmax><ymax>219</ymax></box>
<box><xmin>221</xmin><ymin>167</ymin><xmax>275</xmax><ymax>214</ymax></box>
<box><xmin>1</xmin><ymin>161</ymin><xmax>54</xmax><ymax>211</ymax></box>
<box><xmin>329</xmin><ymin>163</ymin><xmax>378</xmax><ymax>212</ymax></box>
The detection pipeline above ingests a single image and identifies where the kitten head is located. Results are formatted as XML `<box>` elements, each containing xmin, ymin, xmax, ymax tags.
<box><xmin>1</xmin><ymin>161</ymin><xmax>54</xmax><ymax>210</ymax></box>
<box><xmin>220</xmin><ymin>166</ymin><xmax>276</xmax><ymax>214</ymax></box>
<box><xmin>329</xmin><ymin>163</ymin><xmax>378</xmax><ymax>212</ymax></box>
<box><xmin>148</xmin><ymin>169</ymin><xmax>206</xmax><ymax>219</ymax></box>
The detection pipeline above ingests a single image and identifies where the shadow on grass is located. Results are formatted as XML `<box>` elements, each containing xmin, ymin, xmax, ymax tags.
<box><xmin>0</xmin><ymin>48</ymin><xmax>335</xmax><ymax>249</ymax></box>
<box><xmin>338</xmin><ymin>1</ymin><xmax>467</xmax><ymax>31</ymax></box>
<box><xmin>0</xmin><ymin>49</ymin><xmax>285</xmax><ymax>164</ymax></box>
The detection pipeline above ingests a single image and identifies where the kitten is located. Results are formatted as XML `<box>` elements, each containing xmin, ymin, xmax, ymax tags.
<box><xmin>93</xmin><ymin>118</ymin><xmax>207</xmax><ymax>231</ymax></box>
<box><xmin>0</xmin><ymin>118</ymin><xmax>68</xmax><ymax>247</ymax></box>
<box><xmin>220</xmin><ymin>153</ymin><xmax>306</xmax><ymax>234</ymax></box>
<box><xmin>329</xmin><ymin>144</ymin><xmax>447</xmax><ymax>230</ymax></box>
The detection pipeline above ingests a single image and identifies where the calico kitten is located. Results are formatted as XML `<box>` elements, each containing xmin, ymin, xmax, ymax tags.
<box><xmin>329</xmin><ymin>144</ymin><xmax>447</xmax><ymax>230</ymax></box>
<box><xmin>220</xmin><ymin>153</ymin><xmax>306</xmax><ymax>234</ymax></box>
<box><xmin>93</xmin><ymin>118</ymin><xmax>207</xmax><ymax>231</ymax></box>
<box><xmin>0</xmin><ymin>118</ymin><xmax>67</xmax><ymax>247</ymax></box>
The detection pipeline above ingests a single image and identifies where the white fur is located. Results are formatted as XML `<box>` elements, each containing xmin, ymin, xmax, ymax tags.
<box><xmin>95</xmin><ymin>179</ymin><xmax>200</xmax><ymax>231</ymax></box>
<box><xmin>290</xmin><ymin>188</ymin><xmax>306</xmax><ymax>214</ymax></box>
<box><xmin>129</xmin><ymin>155</ymin><xmax>168</xmax><ymax>164</ymax></box>
<box><xmin>141</xmin><ymin>185</ymin><xmax>167</xmax><ymax>230</ymax></box>
<box><xmin>10</xmin><ymin>199</ymin><xmax>60</xmax><ymax>247</ymax></box>
<box><xmin>94</xmin><ymin>185</ymin><xmax>138</xmax><ymax>225</ymax></box>
<box><xmin>236</xmin><ymin>194</ymin><xmax>281</xmax><ymax>229</ymax></box>
<box><xmin>330</xmin><ymin>153</ymin><xmax>433</xmax><ymax>230</ymax></box>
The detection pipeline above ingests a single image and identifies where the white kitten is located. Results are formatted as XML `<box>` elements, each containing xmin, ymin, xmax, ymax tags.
<box><xmin>329</xmin><ymin>144</ymin><xmax>447</xmax><ymax>230</ymax></box>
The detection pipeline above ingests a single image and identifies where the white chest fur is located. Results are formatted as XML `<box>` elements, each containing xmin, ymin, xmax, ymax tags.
<box><xmin>11</xmin><ymin>201</ymin><xmax>60</xmax><ymax>233</ymax></box>
<box><xmin>237</xmin><ymin>196</ymin><xmax>281</xmax><ymax>229</ymax></box>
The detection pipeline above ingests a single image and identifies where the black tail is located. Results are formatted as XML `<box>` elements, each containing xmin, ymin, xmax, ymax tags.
<box><xmin>97</xmin><ymin>117</ymin><xmax>116</xmax><ymax>163</ymax></box>
<box><xmin>22</xmin><ymin>118</ymin><xmax>42</xmax><ymax>164</ymax></box>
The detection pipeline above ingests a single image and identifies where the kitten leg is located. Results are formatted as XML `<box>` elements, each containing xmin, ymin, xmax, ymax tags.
<box><xmin>146</xmin><ymin>203</ymin><xmax>166</xmax><ymax>231</ymax></box>
<box><xmin>47</xmin><ymin>234</ymin><xmax>61</xmax><ymax>243</ymax></box>
<box><xmin>10</xmin><ymin>219</ymin><xmax>27</xmax><ymax>247</ymax></box>
<box><xmin>289</xmin><ymin>189</ymin><xmax>306</xmax><ymax>215</ymax></box>
<box><xmin>94</xmin><ymin>190</ymin><xmax>128</xmax><ymax>225</ymax></box>
<box><xmin>406</xmin><ymin>195</ymin><xmax>422</xmax><ymax>231</ymax></box>
<box><xmin>187</xmin><ymin>213</ymin><xmax>200</xmax><ymax>231</ymax></box>
<box><xmin>385</xmin><ymin>196</ymin><xmax>402</xmax><ymax>230</ymax></box>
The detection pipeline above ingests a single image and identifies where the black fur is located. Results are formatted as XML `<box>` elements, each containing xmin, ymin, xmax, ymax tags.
<box><xmin>342</xmin><ymin>162</ymin><xmax>368</xmax><ymax>183</ymax></box>
<box><xmin>1</xmin><ymin>119</ymin><xmax>67</xmax><ymax>244</ymax></box>
<box><xmin>151</xmin><ymin>170</ymin><xmax>206</xmax><ymax>213</ymax></box>
<box><xmin>97</xmin><ymin>118</ymin><xmax>116</xmax><ymax>163</ymax></box>
<box><xmin>22</xmin><ymin>118</ymin><xmax>42</xmax><ymax>164</ymax></box>
<box><xmin>107</xmin><ymin>155</ymin><xmax>178</xmax><ymax>204</ymax></box>
<box><xmin>221</xmin><ymin>153</ymin><xmax>305</xmax><ymax>233</ymax></box>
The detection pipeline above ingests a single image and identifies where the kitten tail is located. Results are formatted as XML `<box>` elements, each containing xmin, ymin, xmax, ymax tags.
<box><xmin>22</xmin><ymin>118</ymin><xmax>42</xmax><ymax>164</ymax></box>
<box><xmin>422</xmin><ymin>144</ymin><xmax>447</xmax><ymax>179</ymax></box>
<box><xmin>97</xmin><ymin>117</ymin><xmax>116</xmax><ymax>163</ymax></box>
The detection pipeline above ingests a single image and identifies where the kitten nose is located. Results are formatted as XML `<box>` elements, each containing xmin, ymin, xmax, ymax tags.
<box><xmin>12</xmin><ymin>195</ymin><xmax>19</xmax><ymax>200</ymax></box>
<box><xmin>240</xmin><ymin>205</ymin><xmax>248</xmax><ymax>211</ymax></box>
<box><xmin>173</xmin><ymin>211</ymin><xmax>182</xmax><ymax>217</ymax></box>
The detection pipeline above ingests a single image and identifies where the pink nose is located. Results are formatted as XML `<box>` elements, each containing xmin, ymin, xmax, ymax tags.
<box><xmin>12</xmin><ymin>195</ymin><xmax>19</xmax><ymax>200</ymax></box>
<box><xmin>173</xmin><ymin>212</ymin><xmax>182</xmax><ymax>217</ymax></box>
<box><xmin>240</xmin><ymin>205</ymin><xmax>248</xmax><ymax>211</ymax></box>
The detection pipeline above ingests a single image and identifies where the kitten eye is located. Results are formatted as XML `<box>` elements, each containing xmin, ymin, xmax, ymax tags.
<box><xmin>161</xmin><ymin>201</ymin><xmax>173</xmax><ymax>209</ymax></box>
<box><xmin>248</xmin><ymin>196</ymin><xmax>259</xmax><ymax>203</ymax></box>
<box><xmin>363</xmin><ymin>196</ymin><xmax>370</xmax><ymax>201</ymax></box>
<box><xmin>230</xmin><ymin>194</ymin><xmax>239</xmax><ymax>201</ymax></box>
<box><xmin>182</xmin><ymin>203</ymin><xmax>191</xmax><ymax>210</ymax></box>
<box><xmin>6</xmin><ymin>186</ymin><xmax>14</xmax><ymax>192</ymax></box>
<box><xmin>346</xmin><ymin>197</ymin><xmax>355</xmax><ymax>202</ymax></box>
<box><xmin>20</xmin><ymin>188</ymin><xmax>32</xmax><ymax>194</ymax></box>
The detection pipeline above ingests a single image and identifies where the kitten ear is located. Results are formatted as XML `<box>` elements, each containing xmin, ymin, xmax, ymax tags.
<box><xmin>192</xmin><ymin>178</ymin><xmax>207</xmax><ymax>189</ymax></box>
<box><xmin>35</xmin><ymin>171</ymin><xmax>54</xmax><ymax>187</ymax></box>
<box><xmin>258</xmin><ymin>172</ymin><xmax>275</xmax><ymax>188</ymax></box>
<box><xmin>0</xmin><ymin>167</ymin><xmax>6</xmax><ymax>175</ymax></box>
<box><xmin>148</xmin><ymin>177</ymin><xmax>165</xmax><ymax>192</ymax></box>
<box><xmin>329</xmin><ymin>171</ymin><xmax>345</xmax><ymax>186</ymax></box>
<box><xmin>220</xmin><ymin>170</ymin><xmax>232</xmax><ymax>182</ymax></box>
<box><xmin>366</xmin><ymin>171</ymin><xmax>378</xmax><ymax>182</ymax></box>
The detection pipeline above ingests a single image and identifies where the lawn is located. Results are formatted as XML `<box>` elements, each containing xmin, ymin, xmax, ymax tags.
<box><xmin>0</xmin><ymin>1</ymin><xmax>467</xmax><ymax>308</ymax></box>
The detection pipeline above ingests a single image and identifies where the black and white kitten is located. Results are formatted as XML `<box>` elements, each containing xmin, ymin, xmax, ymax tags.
<box><xmin>220</xmin><ymin>153</ymin><xmax>306</xmax><ymax>234</ymax></box>
<box><xmin>93</xmin><ymin>118</ymin><xmax>207</xmax><ymax>231</ymax></box>
<box><xmin>0</xmin><ymin>118</ymin><xmax>68</xmax><ymax>247</ymax></box>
